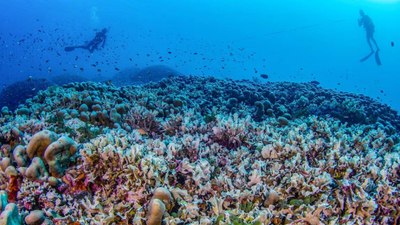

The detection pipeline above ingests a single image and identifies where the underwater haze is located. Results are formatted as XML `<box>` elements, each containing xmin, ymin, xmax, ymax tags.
<box><xmin>0</xmin><ymin>0</ymin><xmax>399</xmax><ymax>110</ymax></box>
<box><xmin>2</xmin><ymin>1</ymin><xmax>400</xmax><ymax>224</ymax></box>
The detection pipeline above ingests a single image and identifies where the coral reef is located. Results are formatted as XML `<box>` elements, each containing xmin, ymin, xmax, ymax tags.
<box><xmin>25</xmin><ymin>157</ymin><xmax>48</xmax><ymax>182</ymax></box>
<box><xmin>111</xmin><ymin>65</ymin><xmax>181</xmax><ymax>87</ymax></box>
<box><xmin>146</xmin><ymin>199</ymin><xmax>165</xmax><ymax>225</ymax></box>
<box><xmin>0</xmin><ymin>203</ymin><xmax>22</xmax><ymax>225</ymax></box>
<box><xmin>146</xmin><ymin>187</ymin><xmax>173</xmax><ymax>225</ymax></box>
<box><xmin>26</xmin><ymin>130</ymin><xmax>58</xmax><ymax>159</ymax></box>
<box><xmin>0</xmin><ymin>76</ymin><xmax>399</xmax><ymax>224</ymax></box>
<box><xmin>44</xmin><ymin>136</ymin><xmax>77</xmax><ymax>178</ymax></box>
<box><xmin>0</xmin><ymin>78</ymin><xmax>54</xmax><ymax>111</ymax></box>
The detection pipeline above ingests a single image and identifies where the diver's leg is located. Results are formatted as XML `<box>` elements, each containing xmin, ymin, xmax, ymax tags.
<box><xmin>366</xmin><ymin>35</ymin><xmax>374</xmax><ymax>53</ymax></box>
<box><xmin>371</xmin><ymin>36</ymin><xmax>379</xmax><ymax>51</ymax></box>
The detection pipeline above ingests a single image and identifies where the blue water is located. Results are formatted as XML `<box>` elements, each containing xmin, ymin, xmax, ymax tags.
<box><xmin>0</xmin><ymin>0</ymin><xmax>399</xmax><ymax>111</ymax></box>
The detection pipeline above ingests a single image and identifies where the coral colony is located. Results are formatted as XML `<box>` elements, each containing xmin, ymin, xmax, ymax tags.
<box><xmin>0</xmin><ymin>76</ymin><xmax>399</xmax><ymax>224</ymax></box>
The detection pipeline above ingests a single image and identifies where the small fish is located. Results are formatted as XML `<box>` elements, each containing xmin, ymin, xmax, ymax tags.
<box><xmin>260</xmin><ymin>74</ymin><xmax>269</xmax><ymax>79</ymax></box>
<box><xmin>391</xmin><ymin>41</ymin><xmax>394</xmax><ymax>47</ymax></box>
<box><xmin>115</xmin><ymin>67</ymin><xmax>120</xmax><ymax>71</ymax></box>
<box><xmin>310</xmin><ymin>80</ymin><xmax>320</xmax><ymax>86</ymax></box>
<box><xmin>80</xmin><ymin>67</ymin><xmax>84</xmax><ymax>71</ymax></box>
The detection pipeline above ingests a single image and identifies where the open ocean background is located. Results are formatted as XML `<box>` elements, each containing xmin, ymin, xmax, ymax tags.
<box><xmin>0</xmin><ymin>0</ymin><xmax>399</xmax><ymax>111</ymax></box>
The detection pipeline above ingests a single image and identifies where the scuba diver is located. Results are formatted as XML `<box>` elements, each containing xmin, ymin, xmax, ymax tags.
<box><xmin>358</xmin><ymin>10</ymin><xmax>381</xmax><ymax>65</ymax></box>
<box><xmin>64</xmin><ymin>28</ymin><xmax>108</xmax><ymax>53</ymax></box>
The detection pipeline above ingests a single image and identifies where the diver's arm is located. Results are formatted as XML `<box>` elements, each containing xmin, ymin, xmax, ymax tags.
<box><xmin>358</xmin><ymin>17</ymin><xmax>363</xmax><ymax>26</ymax></box>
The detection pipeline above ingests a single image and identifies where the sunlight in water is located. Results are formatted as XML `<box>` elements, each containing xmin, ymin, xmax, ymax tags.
<box><xmin>368</xmin><ymin>0</ymin><xmax>400</xmax><ymax>3</ymax></box>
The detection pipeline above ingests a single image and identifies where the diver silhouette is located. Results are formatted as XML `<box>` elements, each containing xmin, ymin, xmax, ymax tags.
<box><xmin>65</xmin><ymin>28</ymin><xmax>108</xmax><ymax>53</ymax></box>
<box><xmin>358</xmin><ymin>10</ymin><xmax>381</xmax><ymax>65</ymax></box>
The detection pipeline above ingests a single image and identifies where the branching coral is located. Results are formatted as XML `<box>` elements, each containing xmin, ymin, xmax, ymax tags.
<box><xmin>212</xmin><ymin>114</ymin><xmax>252</xmax><ymax>149</ymax></box>
<box><xmin>125</xmin><ymin>106</ymin><xmax>162</xmax><ymax>136</ymax></box>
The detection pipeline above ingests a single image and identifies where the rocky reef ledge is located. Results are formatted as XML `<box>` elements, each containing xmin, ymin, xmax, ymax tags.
<box><xmin>0</xmin><ymin>76</ymin><xmax>399</xmax><ymax>224</ymax></box>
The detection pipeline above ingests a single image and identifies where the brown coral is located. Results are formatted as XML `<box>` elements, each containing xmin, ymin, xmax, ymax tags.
<box><xmin>26</xmin><ymin>130</ymin><xmax>58</xmax><ymax>159</ymax></box>
<box><xmin>146</xmin><ymin>199</ymin><xmax>166</xmax><ymax>225</ymax></box>
<box><xmin>146</xmin><ymin>187</ymin><xmax>173</xmax><ymax>225</ymax></box>
<box><xmin>44</xmin><ymin>136</ymin><xmax>77</xmax><ymax>178</ymax></box>
<box><xmin>12</xmin><ymin>145</ymin><xmax>28</xmax><ymax>167</ymax></box>
<box><xmin>25</xmin><ymin>157</ymin><xmax>48</xmax><ymax>182</ymax></box>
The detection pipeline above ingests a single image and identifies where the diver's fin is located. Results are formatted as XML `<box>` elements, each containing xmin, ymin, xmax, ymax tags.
<box><xmin>64</xmin><ymin>46</ymin><xmax>87</xmax><ymax>52</ymax></box>
<box><xmin>64</xmin><ymin>46</ymin><xmax>76</xmax><ymax>52</ymax></box>
<box><xmin>360</xmin><ymin>51</ymin><xmax>374</xmax><ymax>62</ymax></box>
<box><xmin>375</xmin><ymin>50</ymin><xmax>382</xmax><ymax>66</ymax></box>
